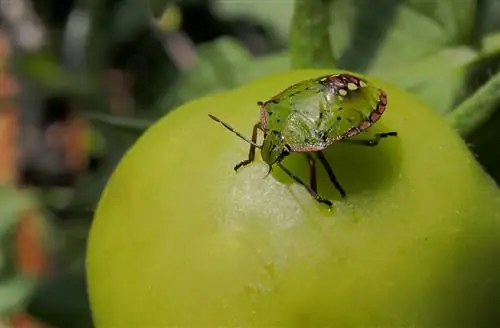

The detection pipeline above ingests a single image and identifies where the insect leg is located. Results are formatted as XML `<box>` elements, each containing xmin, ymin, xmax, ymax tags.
<box><xmin>306</xmin><ymin>153</ymin><xmax>317</xmax><ymax>193</ymax></box>
<box><xmin>316</xmin><ymin>152</ymin><xmax>347</xmax><ymax>198</ymax></box>
<box><xmin>341</xmin><ymin>131</ymin><xmax>398</xmax><ymax>146</ymax></box>
<box><xmin>234</xmin><ymin>122</ymin><xmax>261</xmax><ymax>171</ymax></box>
<box><xmin>277</xmin><ymin>163</ymin><xmax>333</xmax><ymax>208</ymax></box>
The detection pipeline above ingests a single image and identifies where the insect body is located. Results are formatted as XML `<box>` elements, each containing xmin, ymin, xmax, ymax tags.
<box><xmin>209</xmin><ymin>73</ymin><xmax>398</xmax><ymax>207</ymax></box>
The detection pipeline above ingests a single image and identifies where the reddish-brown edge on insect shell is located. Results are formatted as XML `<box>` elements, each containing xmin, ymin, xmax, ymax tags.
<box><xmin>259</xmin><ymin>103</ymin><xmax>267</xmax><ymax>130</ymax></box>
<box><xmin>340</xmin><ymin>88</ymin><xmax>387</xmax><ymax>139</ymax></box>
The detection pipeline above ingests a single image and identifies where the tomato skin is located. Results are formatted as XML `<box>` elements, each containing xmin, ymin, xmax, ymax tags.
<box><xmin>87</xmin><ymin>69</ymin><xmax>500</xmax><ymax>327</ymax></box>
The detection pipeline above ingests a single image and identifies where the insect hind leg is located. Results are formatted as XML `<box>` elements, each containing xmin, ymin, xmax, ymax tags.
<box><xmin>341</xmin><ymin>131</ymin><xmax>398</xmax><ymax>147</ymax></box>
<box><xmin>316</xmin><ymin>152</ymin><xmax>347</xmax><ymax>198</ymax></box>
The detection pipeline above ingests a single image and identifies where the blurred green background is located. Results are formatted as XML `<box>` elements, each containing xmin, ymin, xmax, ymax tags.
<box><xmin>1</xmin><ymin>0</ymin><xmax>500</xmax><ymax>327</ymax></box>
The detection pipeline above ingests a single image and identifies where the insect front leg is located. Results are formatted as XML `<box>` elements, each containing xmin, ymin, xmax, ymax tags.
<box><xmin>341</xmin><ymin>131</ymin><xmax>398</xmax><ymax>147</ymax></box>
<box><xmin>234</xmin><ymin>122</ymin><xmax>261</xmax><ymax>171</ymax></box>
<box><xmin>277</xmin><ymin>163</ymin><xmax>333</xmax><ymax>208</ymax></box>
<box><xmin>316</xmin><ymin>152</ymin><xmax>347</xmax><ymax>198</ymax></box>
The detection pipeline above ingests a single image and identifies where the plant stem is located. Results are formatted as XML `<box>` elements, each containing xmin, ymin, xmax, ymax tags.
<box><xmin>446</xmin><ymin>71</ymin><xmax>500</xmax><ymax>137</ymax></box>
<box><xmin>290</xmin><ymin>0</ymin><xmax>335</xmax><ymax>69</ymax></box>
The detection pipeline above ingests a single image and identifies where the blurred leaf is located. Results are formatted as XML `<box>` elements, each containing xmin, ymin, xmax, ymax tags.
<box><xmin>0</xmin><ymin>187</ymin><xmax>30</xmax><ymax>240</ymax></box>
<box><xmin>323</xmin><ymin>0</ymin><xmax>500</xmax><ymax>114</ymax></box>
<box><xmin>157</xmin><ymin>3</ymin><xmax>183</xmax><ymax>31</ymax></box>
<box><xmin>466</xmin><ymin>107</ymin><xmax>500</xmax><ymax>182</ymax></box>
<box><xmin>16</xmin><ymin>52</ymin><xmax>94</xmax><ymax>96</ymax></box>
<box><xmin>159</xmin><ymin>37</ymin><xmax>290</xmax><ymax>111</ymax></box>
<box><xmin>479</xmin><ymin>0</ymin><xmax>500</xmax><ymax>34</ymax></box>
<box><xmin>0</xmin><ymin>276</ymin><xmax>37</xmax><ymax>316</ymax></box>
<box><xmin>57</xmin><ymin>221</ymin><xmax>90</xmax><ymax>272</ymax></box>
<box><xmin>27</xmin><ymin>272</ymin><xmax>92</xmax><ymax>328</ymax></box>
<box><xmin>39</xmin><ymin>188</ymin><xmax>75</xmax><ymax>212</ymax></box>
<box><xmin>0</xmin><ymin>186</ymin><xmax>37</xmax><ymax>316</ymax></box>
<box><xmin>213</xmin><ymin>0</ymin><xmax>293</xmax><ymax>42</ymax></box>
<box><xmin>111</xmin><ymin>0</ymin><xmax>150</xmax><ymax>43</ymax></box>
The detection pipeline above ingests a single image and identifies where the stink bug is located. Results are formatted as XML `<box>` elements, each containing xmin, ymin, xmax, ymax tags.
<box><xmin>209</xmin><ymin>73</ymin><xmax>398</xmax><ymax>207</ymax></box>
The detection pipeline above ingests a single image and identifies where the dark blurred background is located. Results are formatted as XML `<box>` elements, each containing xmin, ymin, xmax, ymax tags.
<box><xmin>1</xmin><ymin>0</ymin><xmax>499</xmax><ymax>327</ymax></box>
<box><xmin>0</xmin><ymin>1</ymin><xmax>293</xmax><ymax>327</ymax></box>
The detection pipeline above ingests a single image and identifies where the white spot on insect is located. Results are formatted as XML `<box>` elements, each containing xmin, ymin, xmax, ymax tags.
<box><xmin>347</xmin><ymin>83</ymin><xmax>358</xmax><ymax>91</ymax></box>
<box><xmin>338</xmin><ymin>89</ymin><xmax>348</xmax><ymax>96</ymax></box>
<box><xmin>359</xmin><ymin>80</ymin><xmax>367</xmax><ymax>88</ymax></box>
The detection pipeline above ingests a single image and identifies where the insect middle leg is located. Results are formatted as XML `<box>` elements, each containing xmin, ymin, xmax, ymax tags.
<box><xmin>277</xmin><ymin>163</ymin><xmax>333</xmax><ymax>207</ymax></box>
<box><xmin>341</xmin><ymin>131</ymin><xmax>398</xmax><ymax>147</ymax></box>
<box><xmin>234</xmin><ymin>122</ymin><xmax>261</xmax><ymax>171</ymax></box>
<box><xmin>316</xmin><ymin>152</ymin><xmax>347</xmax><ymax>198</ymax></box>
<box><xmin>306</xmin><ymin>153</ymin><xmax>317</xmax><ymax>193</ymax></box>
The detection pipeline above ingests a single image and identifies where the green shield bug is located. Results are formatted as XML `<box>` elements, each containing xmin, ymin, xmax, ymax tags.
<box><xmin>209</xmin><ymin>73</ymin><xmax>398</xmax><ymax>208</ymax></box>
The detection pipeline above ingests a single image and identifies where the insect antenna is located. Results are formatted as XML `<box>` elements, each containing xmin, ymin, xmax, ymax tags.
<box><xmin>208</xmin><ymin>114</ymin><xmax>262</xmax><ymax>148</ymax></box>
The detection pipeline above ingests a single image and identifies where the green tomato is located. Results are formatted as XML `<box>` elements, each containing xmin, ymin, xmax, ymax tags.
<box><xmin>87</xmin><ymin>69</ymin><xmax>500</xmax><ymax>327</ymax></box>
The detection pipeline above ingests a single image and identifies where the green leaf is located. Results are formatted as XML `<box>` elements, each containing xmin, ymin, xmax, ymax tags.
<box><xmin>479</xmin><ymin>0</ymin><xmax>500</xmax><ymax>35</ymax></box>
<box><xmin>0</xmin><ymin>187</ymin><xmax>30</xmax><ymax>241</ymax></box>
<box><xmin>0</xmin><ymin>186</ymin><xmax>37</xmax><ymax>316</ymax></box>
<box><xmin>326</xmin><ymin>0</ymin><xmax>484</xmax><ymax>114</ymax></box>
<box><xmin>16</xmin><ymin>52</ymin><xmax>95</xmax><ymax>96</ymax></box>
<box><xmin>0</xmin><ymin>276</ymin><xmax>37</xmax><ymax>316</ymax></box>
<box><xmin>213</xmin><ymin>0</ymin><xmax>293</xmax><ymax>42</ymax></box>
<box><xmin>464</xmin><ymin>108</ymin><xmax>500</xmax><ymax>183</ymax></box>
<box><xmin>27</xmin><ymin>273</ymin><xmax>92</xmax><ymax>328</ymax></box>
<box><xmin>110</xmin><ymin>0</ymin><xmax>149</xmax><ymax>43</ymax></box>
<box><xmin>159</xmin><ymin>37</ymin><xmax>290</xmax><ymax>111</ymax></box>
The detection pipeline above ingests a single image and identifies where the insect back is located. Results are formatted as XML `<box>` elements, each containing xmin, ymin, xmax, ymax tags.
<box><xmin>319</xmin><ymin>74</ymin><xmax>388</xmax><ymax>141</ymax></box>
<box><xmin>260</xmin><ymin>78</ymin><xmax>338</xmax><ymax>152</ymax></box>
<box><xmin>260</xmin><ymin>78</ymin><xmax>325</xmax><ymax>131</ymax></box>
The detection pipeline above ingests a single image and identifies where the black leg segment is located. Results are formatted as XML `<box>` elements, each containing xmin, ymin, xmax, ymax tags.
<box><xmin>316</xmin><ymin>151</ymin><xmax>347</xmax><ymax>198</ymax></box>
<box><xmin>306</xmin><ymin>153</ymin><xmax>317</xmax><ymax>193</ymax></box>
<box><xmin>277</xmin><ymin>163</ymin><xmax>333</xmax><ymax>208</ymax></box>
<box><xmin>341</xmin><ymin>131</ymin><xmax>398</xmax><ymax>147</ymax></box>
